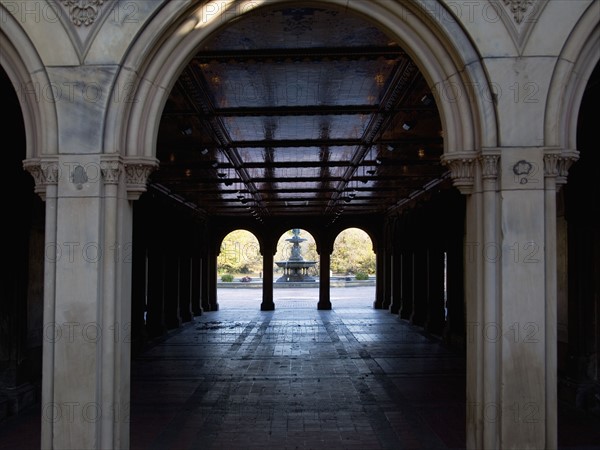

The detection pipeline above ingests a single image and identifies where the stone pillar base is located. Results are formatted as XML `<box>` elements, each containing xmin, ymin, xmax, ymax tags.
<box><xmin>260</xmin><ymin>302</ymin><xmax>275</xmax><ymax>311</ymax></box>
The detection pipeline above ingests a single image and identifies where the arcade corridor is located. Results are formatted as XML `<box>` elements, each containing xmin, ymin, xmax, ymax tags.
<box><xmin>2</xmin><ymin>289</ymin><xmax>599</xmax><ymax>449</ymax></box>
<box><xmin>2</xmin><ymin>1</ymin><xmax>599</xmax><ymax>448</ymax></box>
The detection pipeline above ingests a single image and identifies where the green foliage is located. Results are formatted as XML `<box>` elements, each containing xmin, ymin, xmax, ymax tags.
<box><xmin>331</xmin><ymin>228</ymin><xmax>376</xmax><ymax>275</ymax></box>
<box><xmin>220</xmin><ymin>273</ymin><xmax>234</xmax><ymax>282</ymax></box>
<box><xmin>217</xmin><ymin>230</ymin><xmax>262</xmax><ymax>275</ymax></box>
<box><xmin>355</xmin><ymin>272</ymin><xmax>369</xmax><ymax>280</ymax></box>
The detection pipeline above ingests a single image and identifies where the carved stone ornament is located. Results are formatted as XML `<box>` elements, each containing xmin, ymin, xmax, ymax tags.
<box><xmin>544</xmin><ymin>151</ymin><xmax>579</xmax><ymax>188</ymax></box>
<box><xmin>23</xmin><ymin>158</ymin><xmax>59</xmax><ymax>201</ymax></box>
<box><xmin>502</xmin><ymin>0</ymin><xmax>534</xmax><ymax>24</ymax></box>
<box><xmin>441</xmin><ymin>156</ymin><xmax>476</xmax><ymax>194</ymax></box>
<box><xmin>124</xmin><ymin>158</ymin><xmax>159</xmax><ymax>200</ymax></box>
<box><xmin>63</xmin><ymin>0</ymin><xmax>104</xmax><ymax>26</ymax></box>
<box><xmin>100</xmin><ymin>158</ymin><xmax>123</xmax><ymax>185</ymax></box>
<box><xmin>480</xmin><ymin>155</ymin><xmax>500</xmax><ymax>180</ymax></box>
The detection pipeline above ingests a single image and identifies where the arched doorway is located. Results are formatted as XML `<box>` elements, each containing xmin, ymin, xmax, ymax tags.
<box><xmin>555</xmin><ymin>61</ymin><xmax>600</xmax><ymax>444</ymax></box>
<box><xmin>330</xmin><ymin>227</ymin><xmax>376</xmax><ymax>308</ymax></box>
<box><xmin>108</xmin><ymin>2</ymin><xmax>492</xmax><ymax>449</ymax></box>
<box><xmin>217</xmin><ymin>229</ymin><xmax>263</xmax><ymax>308</ymax></box>
<box><xmin>0</xmin><ymin>64</ymin><xmax>44</xmax><ymax>426</ymax></box>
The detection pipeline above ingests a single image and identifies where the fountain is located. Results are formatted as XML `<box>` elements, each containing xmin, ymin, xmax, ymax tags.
<box><xmin>275</xmin><ymin>229</ymin><xmax>317</xmax><ymax>282</ymax></box>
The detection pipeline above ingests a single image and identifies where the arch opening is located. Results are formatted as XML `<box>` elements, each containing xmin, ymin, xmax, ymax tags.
<box><xmin>0</xmin><ymin>65</ymin><xmax>45</xmax><ymax>428</ymax></box>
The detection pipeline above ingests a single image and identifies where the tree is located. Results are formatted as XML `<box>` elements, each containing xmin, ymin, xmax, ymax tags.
<box><xmin>217</xmin><ymin>230</ymin><xmax>262</xmax><ymax>275</ymax></box>
<box><xmin>331</xmin><ymin>228</ymin><xmax>375</xmax><ymax>274</ymax></box>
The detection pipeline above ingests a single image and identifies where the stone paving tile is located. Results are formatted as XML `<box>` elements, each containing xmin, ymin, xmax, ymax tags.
<box><xmin>1</xmin><ymin>289</ymin><xmax>599</xmax><ymax>449</ymax></box>
<box><xmin>129</xmin><ymin>293</ymin><xmax>462</xmax><ymax>449</ymax></box>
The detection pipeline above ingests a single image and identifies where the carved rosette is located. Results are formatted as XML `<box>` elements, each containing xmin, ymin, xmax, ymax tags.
<box><xmin>23</xmin><ymin>158</ymin><xmax>59</xmax><ymax>201</ymax></box>
<box><xmin>62</xmin><ymin>0</ymin><xmax>104</xmax><ymax>26</ymax></box>
<box><xmin>502</xmin><ymin>0</ymin><xmax>534</xmax><ymax>24</ymax></box>
<box><xmin>441</xmin><ymin>156</ymin><xmax>476</xmax><ymax>194</ymax></box>
<box><xmin>544</xmin><ymin>150</ymin><xmax>579</xmax><ymax>189</ymax></box>
<box><xmin>124</xmin><ymin>158</ymin><xmax>159</xmax><ymax>200</ymax></box>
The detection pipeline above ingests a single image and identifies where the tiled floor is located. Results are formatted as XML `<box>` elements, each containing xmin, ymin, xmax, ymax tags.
<box><xmin>1</xmin><ymin>287</ymin><xmax>599</xmax><ymax>449</ymax></box>
<box><xmin>131</xmin><ymin>287</ymin><xmax>464</xmax><ymax>450</ymax></box>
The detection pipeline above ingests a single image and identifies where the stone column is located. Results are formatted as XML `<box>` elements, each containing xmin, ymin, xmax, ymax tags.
<box><xmin>425</xmin><ymin>248</ymin><xmax>445</xmax><ymax>335</ymax></box>
<box><xmin>373</xmin><ymin>247</ymin><xmax>385</xmax><ymax>309</ymax></box>
<box><xmin>24</xmin><ymin>155</ymin><xmax>156</xmax><ymax>450</ymax></box>
<box><xmin>445</xmin><ymin>239</ymin><xmax>465</xmax><ymax>346</ymax></box>
<box><xmin>261</xmin><ymin>237</ymin><xmax>275</xmax><ymax>311</ymax></box>
<box><xmin>411</xmin><ymin>248</ymin><xmax>428</xmax><ymax>327</ymax></box>
<box><xmin>382</xmin><ymin>251</ymin><xmax>392</xmax><ymax>310</ymax></box>
<box><xmin>443</xmin><ymin>193</ymin><xmax>466</xmax><ymax>347</ymax></box>
<box><xmin>389</xmin><ymin>220</ymin><xmax>402</xmax><ymax>314</ymax></box>
<box><xmin>207</xmin><ymin>242</ymin><xmax>219</xmax><ymax>311</ymax></box>
<box><xmin>146</xmin><ymin>248</ymin><xmax>166</xmax><ymax>338</ymax></box>
<box><xmin>399</xmin><ymin>250</ymin><xmax>414</xmax><ymax>321</ymax></box>
<box><xmin>23</xmin><ymin>158</ymin><xmax>59</xmax><ymax>449</ymax></box>
<box><xmin>130</xmin><ymin>217</ymin><xmax>147</xmax><ymax>354</ymax></box>
<box><xmin>164</xmin><ymin>248</ymin><xmax>181</xmax><ymax>329</ymax></box>
<box><xmin>200</xmin><ymin>243</ymin><xmax>211</xmax><ymax>312</ymax></box>
<box><xmin>480</xmin><ymin>154</ymin><xmax>500</xmax><ymax>450</ymax></box>
<box><xmin>178</xmin><ymin>253</ymin><xmax>193</xmax><ymax>323</ymax></box>
<box><xmin>318</xmin><ymin>239</ymin><xmax>333</xmax><ymax>310</ymax></box>
<box><xmin>190</xmin><ymin>251</ymin><xmax>203</xmax><ymax>317</ymax></box>
<box><xmin>443</xmin><ymin>148</ymin><xmax>578</xmax><ymax>450</ymax></box>
<box><xmin>388</xmin><ymin>254</ymin><xmax>399</xmax><ymax>313</ymax></box>
<box><xmin>442</xmin><ymin>155</ymin><xmax>481</xmax><ymax>450</ymax></box>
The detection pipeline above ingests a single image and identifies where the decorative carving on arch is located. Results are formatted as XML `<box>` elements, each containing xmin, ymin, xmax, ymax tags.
<box><xmin>502</xmin><ymin>0</ymin><xmax>534</xmax><ymax>24</ymax></box>
<box><xmin>124</xmin><ymin>157</ymin><xmax>159</xmax><ymax>200</ymax></box>
<box><xmin>62</xmin><ymin>0</ymin><xmax>104</xmax><ymax>26</ymax></box>
<box><xmin>441</xmin><ymin>155</ymin><xmax>476</xmax><ymax>194</ymax></box>
<box><xmin>496</xmin><ymin>0</ymin><xmax>549</xmax><ymax>52</ymax></box>
<box><xmin>49</xmin><ymin>0</ymin><xmax>117</xmax><ymax>62</ymax></box>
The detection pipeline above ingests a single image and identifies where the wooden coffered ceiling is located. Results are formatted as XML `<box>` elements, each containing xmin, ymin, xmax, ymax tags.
<box><xmin>152</xmin><ymin>7</ymin><xmax>449</xmax><ymax>222</ymax></box>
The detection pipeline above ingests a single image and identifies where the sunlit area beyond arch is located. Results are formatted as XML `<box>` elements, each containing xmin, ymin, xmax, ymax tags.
<box><xmin>331</xmin><ymin>227</ymin><xmax>376</xmax><ymax>308</ymax></box>
<box><xmin>217</xmin><ymin>229</ymin><xmax>263</xmax><ymax>307</ymax></box>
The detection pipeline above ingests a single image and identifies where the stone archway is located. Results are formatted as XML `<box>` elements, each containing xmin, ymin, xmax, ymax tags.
<box><xmin>106</xmin><ymin>2</ymin><xmax>495</xmax><ymax>449</ymax></box>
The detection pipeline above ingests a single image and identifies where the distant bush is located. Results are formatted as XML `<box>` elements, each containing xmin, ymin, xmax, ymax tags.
<box><xmin>221</xmin><ymin>274</ymin><xmax>234</xmax><ymax>282</ymax></box>
<box><xmin>355</xmin><ymin>272</ymin><xmax>369</xmax><ymax>280</ymax></box>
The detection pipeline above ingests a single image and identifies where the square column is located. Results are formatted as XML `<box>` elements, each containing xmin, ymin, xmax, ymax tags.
<box><xmin>24</xmin><ymin>156</ymin><xmax>156</xmax><ymax>450</ymax></box>
<box><xmin>444</xmin><ymin>149</ymin><xmax>578</xmax><ymax>450</ymax></box>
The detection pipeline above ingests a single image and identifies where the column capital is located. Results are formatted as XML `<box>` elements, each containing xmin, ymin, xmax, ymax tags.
<box><xmin>441</xmin><ymin>153</ymin><xmax>476</xmax><ymax>194</ymax></box>
<box><xmin>22</xmin><ymin>157</ymin><xmax>59</xmax><ymax>201</ymax></box>
<box><xmin>479</xmin><ymin>153</ymin><xmax>500</xmax><ymax>180</ymax></box>
<box><xmin>543</xmin><ymin>149</ymin><xmax>579</xmax><ymax>189</ymax></box>
<box><xmin>124</xmin><ymin>157</ymin><xmax>159</xmax><ymax>200</ymax></box>
<box><xmin>100</xmin><ymin>155</ymin><xmax>124</xmax><ymax>185</ymax></box>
